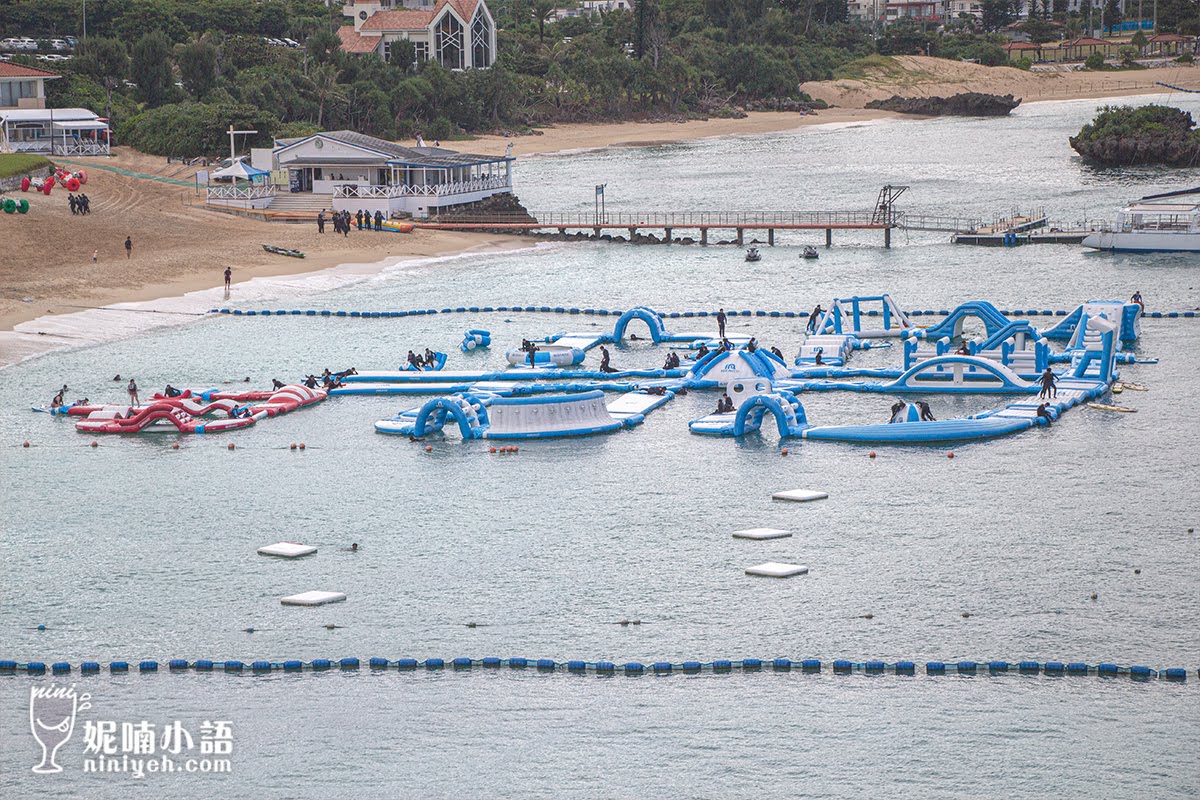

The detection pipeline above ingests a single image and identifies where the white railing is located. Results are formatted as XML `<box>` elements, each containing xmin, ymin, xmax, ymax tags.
<box><xmin>335</xmin><ymin>176</ymin><xmax>512</xmax><ymax>200</ymax></box>
<box><xmin>58</xmin><ymin>141</ymin><xmax>109</xmax><ymax>156</ymax></box>
<box><xmin>207</xmin><ymin>183</ymin><xmax>275</xmax><ymax>201</ymax></box>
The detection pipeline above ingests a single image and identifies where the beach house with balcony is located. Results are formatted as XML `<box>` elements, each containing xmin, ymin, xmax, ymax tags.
<box><xmin>337</xmin><ymin>0</ymin><xmax>497</xmax><ymax>69</ymax></box>
<box><xmin>211</xmin><ymin>129</ymin><xmax>513</xmax><ymax>218</ymax></box>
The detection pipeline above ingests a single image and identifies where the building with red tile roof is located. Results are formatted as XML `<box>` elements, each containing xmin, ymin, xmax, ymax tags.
<box><xmin>0</xmin><ymin>62</ymin><xmax>60</xmax><ymax>110</ymax></box>
<box><xmin>339</xmin><ymin>0</ymin><xmax>496</xmax><ymax>69</ymax></box>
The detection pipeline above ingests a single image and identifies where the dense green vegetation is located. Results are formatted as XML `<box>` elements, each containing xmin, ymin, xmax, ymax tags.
<box><xmin>0</xmin><ymin>153</ymin><xmax>52</xmax><ymax>180</ymax></box>
<box><xmin>1070</xmin><ymin>105</ymin><xmax>1200</xmax><ymax>166</ymax></box>
<box><xmin>2</xmin><ymin>0</ymin><xmax>1198</xmax><ymax>157</ymax></box>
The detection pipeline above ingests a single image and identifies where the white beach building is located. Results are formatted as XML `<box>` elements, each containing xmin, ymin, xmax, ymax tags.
<box><xmin>0</xmin><ymin>107</ymin><xmax>111</xmax><ymax>156</ymax></box>
<box><xmin>208</xmin><ymin>129</ymin><xmax>513</xmax><ymax>218</ymax></box>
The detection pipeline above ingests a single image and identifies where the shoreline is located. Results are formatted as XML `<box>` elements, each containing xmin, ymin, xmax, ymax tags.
<box><xmin>0</xmin><ymin>233</ymin><xmax>534</xmax><ymax>369</ymax></box>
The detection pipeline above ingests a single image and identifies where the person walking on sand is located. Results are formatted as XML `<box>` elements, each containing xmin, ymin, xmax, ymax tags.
<box><xmin>69</xmin><ymin>194</ymin><xmax>77</xmax><ymax>215</ymax></box>
<box><xmin>224</xmin><ymin>267</ymin><xmax>232</xmax><ymax>289</ymax></box>
<box><xmin>127</xmin><ymin>378</ymin><xmax>139</xmax><ymax>406</ymax></box>
<box><xmin>124</xmin><ymin>236</ymin><xmax>132</xmax><ymax>259</ymax></box>
<box><xmin>317</xmin><ymin>210</ymin><xmax>326</xmax><ymax>234</ymax></box>
<box><xmin>92</xmin><ymin>249</ymin><xmax>98</xmax><ymax>263</ymax></box>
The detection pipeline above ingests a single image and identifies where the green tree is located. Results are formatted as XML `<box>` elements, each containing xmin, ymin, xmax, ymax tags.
<box><xmin>531</xmin><ymin>0</ymin><xmax>557</xmax><ymax>42</ymax></box>
<box><xmin>130</xmin><ymin>31</ymin><xmax>175</xmax><ymax>107</ymax></box>
<box><xmin>981</xmin><ymin>0</ymin><xmax>1018</xmax><ymax>31</ymax></box>
<box><xmin>75</xmin><ymin>37</ymin><xmax>130</xmax><ymax>119</ymax></box>
<box><xmin>177</xmin><ymin>38</ymin><xmax>220</xmax><ymax>99</ymax></box>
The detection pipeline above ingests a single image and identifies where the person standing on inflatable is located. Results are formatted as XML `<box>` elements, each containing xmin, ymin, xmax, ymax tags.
<box><xmin>807</xmin><ymin>304</ymin><xmax>824</xmax><ymax>334</ymax></box>
<box><xmin>1131</xmin><ymin>291</ymin><xmax>1144</xmax><ymax>311</ymax></box>
<box><xmin>224</xmin><ymin>267</ymin><xmax>232</xmax><ymax>289</ymax></box>
<box><xmin>1038</xmin><ymin>368</ymin><xmax>1057</xmax><ymax>400</ymax></box>
<box><xmin>124</xmin><ymin>236</ymin><xmax>132</xmax><ymax>259</ymax></box>
<box><xmin>716</xmin><ymin>308</ymin><xmax>727</xmax><ymax>338</ymax></box>
<box><xmin>127</xmin><ymin>378</ymin><xmax>140</xmax><ymax>406</ymax></box>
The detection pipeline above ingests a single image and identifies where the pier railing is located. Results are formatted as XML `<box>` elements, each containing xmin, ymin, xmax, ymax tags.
<box><xmin>433</xmin><ymin>210</ymin><xmax>886</xmax><ymax>227</ymax></box>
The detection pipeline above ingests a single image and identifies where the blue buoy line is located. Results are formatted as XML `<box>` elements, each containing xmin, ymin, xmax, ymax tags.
<box><xmin>206</xmin><ymin>307</ymin><xmax>1199</xmax><ymax>321</ymax></box>
<box><xmin>0</xmin><ymin>658</ymin><xmax>1190</xmax><ymax>681</ymax></box>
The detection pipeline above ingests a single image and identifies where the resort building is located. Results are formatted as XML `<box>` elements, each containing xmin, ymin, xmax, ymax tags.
<box><xmin>0</xmin><ymin>62</ymin><xmax>58</xmax><ymax>110</ymax></box>
<box><xmin>0</xmin><ymin>107</ymin><xmax>111</xmax><ymax>156</ymax></box>
<box><xmin>211</xmin><ymin>129</ymin><xmax>513</xmax><ymax>218</ymax></box>
<box><xmin>337</xmin><ymin>0</ymin><xmax>497</xmax><ymax>69</ymax></box>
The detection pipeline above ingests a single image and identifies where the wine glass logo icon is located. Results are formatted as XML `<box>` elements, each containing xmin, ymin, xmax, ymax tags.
<box><xmin>29</xmin><ymin>684</ymin><xmax>91</xmax><ymax>774</ymax></box>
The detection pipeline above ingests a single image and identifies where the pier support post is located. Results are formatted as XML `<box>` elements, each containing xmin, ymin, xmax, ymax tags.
<box><xmin>593</xmin><ymin>227</ymin><xmax>601</xmax><ymax>238</ymax></box>
<box><xmin>768</xmin><ymin>229</ymin><xmax>775</xmax><ymax>246</ymax></box>
<box><xmin>664</xmin><ymin>227</ymin><xmax>672</xmax><ymax>243</ymax></box>
<box><xmin>628</xmin><ymin>227</ymin><xmax>636</xmax><ymax>241</ymax></box>
<box><xmin>700</xmin><ymin>228</ymin><xmax>708</xmax><ymax>246</ymax></box>
<box><xmin>825</xmin><ymin>228</ymin><xmax>832</xmax><ymax>248</ymax></box>
<box><xmin>558</xmin><ymin>227</ymin><xmax>566</xmax><ymax>235</ymax></box>
<box><xmin>736</xmin><ymin>227</ymin><xmax>744</xmax><ymax>246</ymax></box>
<box><xmin>884</xmin><ymin>226</ymin><xmax>891</xmax><ymax>249</ymax></box>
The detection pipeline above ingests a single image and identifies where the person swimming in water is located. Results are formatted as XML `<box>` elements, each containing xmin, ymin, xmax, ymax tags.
<box><xmin>1038</xmin><ymin>367</ymin><xmax>1057</xmax><ymax>399</ymax></box>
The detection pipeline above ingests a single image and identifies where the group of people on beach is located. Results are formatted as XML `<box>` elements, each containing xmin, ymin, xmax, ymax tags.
<box><xmin>68</xmin><ymin>193</ymin><xmax>92</xmax><ymax>215</ymax></box>
<box><xmin>406</xmin><ymin>349</ymin><xmax>440</xmax><ymax>370</ymax></box>
<box><xmin>317</xmin><ymin>209</ymin><xmax>352</xmax><ymax>237</ymax></box>
<box><xmin>317</xmin><ymin>209</ymin><xmax>389</xmax><ymax>235</ymax></box>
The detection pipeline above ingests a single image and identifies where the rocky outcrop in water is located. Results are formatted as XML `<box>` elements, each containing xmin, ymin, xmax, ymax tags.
<box><xmin>1069</xmin><ymin>105</ymin><xmax>1200</xmax><ymax>167</ymax></box>
<box><xmin>429</xmin><ymin>191</ymin><xmax>537</xmax><ymax>224</ymax></box>
<box><xmin>865</xmin><ymin>93</ymin><xmax>1021</xmax><ymax>116</ymax></box>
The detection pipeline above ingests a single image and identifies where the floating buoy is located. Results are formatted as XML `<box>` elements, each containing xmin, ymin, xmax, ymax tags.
<box><xmin>868</xmin><ymin>451</ymin><xmax>876</xmax><ymax>458</ymax></box>
<box><xmin>22</xmin><ymin>441</ymin><xmax>30</xmax><ymax>448</ymax></box>
<box><xmin>36</xmin><ymin>624</ymin><xmax>46</xmax><ymax>631</ymax></box>
<box><xmin>1090</xmin><ymin>593</ymin><xmax>1098</xmax><ymax>600</ymax></box>
<box><xmin>89</xmin><ymin>441</ymin><xmax>97</xmax><ymax>448</ymax></box>
<box><xmin>489</xmin><ymin>447</ymin><xmax>496</xmax><ymax>453</ymax></box>
<box><xmin>289</xmin><ymin>443</ymin><xmax>297</xmax><ymax>450</ymax></box>
<box><xmin>861</xmin><ymin>613</ymin><xmax>874</xmax><ymax>620</ymax></box>
<box><xmin>780</xmin><ymin>448</ymin><xmax>789</xmax><ymax>456</ymax></box>
<box><xmin>512</xmin><ymin>446</ymin><xmax>519</xmax><ymax>453</ymax></box>
<box><xmin>424</xmin><ymin>445</ymin><xmax>432</xmax><ymax>452</ymax></box>
<box><xmin>1134</xmin><ymin>568</ymin><xmax>1141</xmax><ymax>574</ymax></box>
<box><xmin>961</xmin><ymin>611</ymin><xmax>971</xmax><ymax>618</ymax></box>
<box><xmin>228</xmin><ymin>442</ymin><xmax>236</xmax><ymax>450</ymax></box>
<box><xmin>171</xmin><ymin>443</ymin><xmax>179</xmax><ymax>450</ymax></box>
<box><xmin>466</xmin><ymin>622</ymin><xmax>477</xmax><ymax>628</ymax></box>
<box><xmin>299</xmin><ymin>443</ymin><xmax>306</xmax><ymax>450</ymax></box>
<box><xmin>947</xmin><ymin>452</ymin><xmax>955</xmax><ymax>459</ymax></box>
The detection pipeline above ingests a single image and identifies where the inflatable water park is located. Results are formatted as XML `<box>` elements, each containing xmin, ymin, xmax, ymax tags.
<box><xmin>35</xmin><ymin>295</ymin><xmax>1157</xmax><ymax>446</ymax></box>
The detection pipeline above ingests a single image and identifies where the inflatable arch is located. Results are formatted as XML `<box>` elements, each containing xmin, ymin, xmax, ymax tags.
<box><xmin>911</xmin><ymin>301</ymin><xmax>1012</xmax><ymax>341</ymax></box>
<box><xmin>412</xmin><ymin>395</ymin><xmax>489</xmax><ymax>439</ymax></box>
<box><xmin>688</xmin><ymin>348</ymin><xmax>790</xmax><ymax>386</ymax></box>
<box><xmin>612</xmin><ymin>306</ymin><xmax>668</xmax><ymax>343</ymax></box>
<box><xmin>733</xmin><ymin>391</ymin><xmax>808</xmax><ymax>437</ymax></box>
<box><xmin>889</xmin><ymin>354</ymin><xmax>1035</xmax><ymax>393</ymax></box>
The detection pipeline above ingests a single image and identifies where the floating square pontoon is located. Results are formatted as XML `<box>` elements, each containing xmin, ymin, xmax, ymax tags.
<box><xmin>732</xmin><ymin>528</ymin><xmax>793</xmax><ymax>540</ymax></box>
<box><xmin>257</xmin><ymin>542</ymin><xmax>317</xmax><ymax>558</ymax></box>
<box><xmin>280</xmin><ymin>591</ymin><xmax>346</xmax><ymax>606</ymax></box>
<box><xmin>745</xmin><ymin>562</ymin><xmax>809</xmax><ymax>578</ymax></box>
<box><xmin>771</xmin><ymin>489</ymin><xmax>829</xmax><ymax>503</ymax></box>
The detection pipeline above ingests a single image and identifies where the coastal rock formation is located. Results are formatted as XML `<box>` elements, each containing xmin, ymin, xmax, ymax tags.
<box><xmin>864</xmin><ymin>93</ymin><xmax>1021</xmax><ymax>116</ymax></box>
<box><xmin>430</xmin><ymin>191</ymin><xmax>537</xmax><ymax>224</ymax></box>
<box><xmin>1069</xmin><ymin>105</ymin><xmax>1200</xmax><ymax>167</ymax></box>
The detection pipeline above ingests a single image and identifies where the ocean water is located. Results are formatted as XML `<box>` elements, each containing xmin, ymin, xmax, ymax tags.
<box><xmin>1</xmin><ymin>93</ymin><xmax>1199</xmax><ymax>797</ymax></box>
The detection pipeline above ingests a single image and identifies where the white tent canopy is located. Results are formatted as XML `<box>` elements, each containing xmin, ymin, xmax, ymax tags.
<box><xmin>210</xmin><ymin>156</ymin><xmax>270</xmax><ymax>182</ymax></box>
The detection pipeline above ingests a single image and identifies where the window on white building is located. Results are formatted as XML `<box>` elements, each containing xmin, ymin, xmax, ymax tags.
<box><xmin>436</xmin><ymin>13</ymin><xmax>465</xmax><ymax>70</ymax></box>
<box><xmin>471</xmin><ymin>12</ymin><xmax>492</xmax><ymax>68</ymax></box>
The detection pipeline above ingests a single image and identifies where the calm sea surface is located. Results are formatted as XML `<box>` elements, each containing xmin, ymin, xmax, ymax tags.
<box><xmin>1</xmin><ymin>93</ymin><xmax>1198</xmax><ymax>797</ymax></box>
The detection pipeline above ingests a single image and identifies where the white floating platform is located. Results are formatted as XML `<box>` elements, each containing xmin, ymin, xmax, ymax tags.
<box><xmin>258</xmin><ymin>542</ymin><xmax>317</xmax><ymax>558</ymax></box>
<box><xmin>771</xmin><ymin>489</ymin><xmax>829</xmax><ymax>503</ymax></box>
<box><xmin>280</xmin><ymin>591</ymin><xmax>346</xmax><ymax>607</ymax></box>
<box><xmin>745</xmin><ymin>562</ymin><xmax>809</xmax><ymax>578</ymax></box>
<box><xmin>732</xmin><ymin>528</ymin><xmax>792</xmax><ymax>540</ymax></box>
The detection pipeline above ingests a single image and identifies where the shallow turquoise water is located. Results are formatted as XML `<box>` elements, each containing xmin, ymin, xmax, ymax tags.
<box><xmin>1</xmin><ymin>94</ymin><xmax>1199</xmax><ymax>796</ymax></box>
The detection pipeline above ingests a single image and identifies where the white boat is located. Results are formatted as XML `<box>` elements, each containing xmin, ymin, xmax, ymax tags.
<box><xmin>1082</xmin><ymin>190</ymin><xmax>1200</xmax><ymax>253</ymax></box>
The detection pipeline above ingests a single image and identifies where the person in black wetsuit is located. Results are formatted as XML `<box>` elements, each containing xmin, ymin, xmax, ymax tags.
<box><xmin>956</xmin><ymin>341</ymin><xmax>971</xmax><ymax>355</ymax></box>
<box><xmin>303</xmin><ymin>375</ymin><xmax>319</xmax><ymax>389</ymax></box>
<box><xmin>770</xmin><ymin>346</ymin><xmax>784</xmax><ymax>360</ymax></box>
<box><xmin>164</xmin><ymin>384</ymin><xmax>182</xmax><ymax>398</ymax></box>
<box><xmin>716</xmin><ymin>308</ymin><xmax>727</xmax><ymax>338</ymax></box>
<box><xmin>696</xmin><ymin>343</ymin><xmax>709</xmax><ymax>359</ymax></box>
<box><xmin>807</xmin><ymin>305</ymin><xmax>824</xmax><ymax>334</ymax></box>
<box><xmin>599</xmin><ymin>346</ymin><xmax>616</xmax><ymax>373</ymax></box>
<box><xmin>406</xmin><ymin>351</ymin><xmax>421</xmax><ymax>370</ymax></box>
<box><xmin>889</xmin><ymin>401</ymin><xmax>904</xmax><ymax>422</ymax></box>
<box><xmin>917</xmin><ymin>401</ymin><xmax>935</xmax><ymax>421</ymax></box>
<box><xmin>1038</xmin><ymin>368</ymin><xmax>1057</xmax><ymax>399</ymax></box>
<box><xmin>424</xmin><ymin>349</ymin><xmax>437</xmax><ymax>369</ymax></box>
<box><xmin>271</xmin><ymin>379</ymin><xmax>286</xmax><ymax>390</ymax></box>
<box><xmin>1036</xmin><ymin>403</ymin><xmax>1053</xmax><ymax>426</ymax></box>
<box><xmin>746</xmin><ymin>338</ymin><xmax>757</xmax><ymax>353</ymax></box>
<box><xmin>813</xmin><ymin>350</ymin><xmax>823</xmax><ymax>366</ymax></box>
<box><xmin>51</xmin><ymin>386</ymin><xmax>66</xmax><ymax>408</ymax></box>
<box><xmin>524</xmin><ymin>340</ymin><xmax>538</xmax><ymax>369</ymax></box>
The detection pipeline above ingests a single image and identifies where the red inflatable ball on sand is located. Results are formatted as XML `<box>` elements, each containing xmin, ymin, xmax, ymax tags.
<box><xmin>77</xmin><ymin>170</ymin><xmax>88</xmax><ymax>185</ymax></box>
<box><xmin>66</xmin><ymin>177</ymin><xmax>80</xmax><ymax>191</ymax></box>
<box><xmin>20</xmin><ymin>177</ymin><xmax>30</xmax><ymax>192</ymax></box>
<box><xmin>44</xmin><ymin>176</ymin><xmax>54</xmax><ymax>189</ymax></box>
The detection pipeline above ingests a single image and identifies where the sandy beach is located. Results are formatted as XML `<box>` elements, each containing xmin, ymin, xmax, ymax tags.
<box><xmin>799</xmin><ymin>56</ymin><xmax>1200</xmax><ymax>108</ymax></box>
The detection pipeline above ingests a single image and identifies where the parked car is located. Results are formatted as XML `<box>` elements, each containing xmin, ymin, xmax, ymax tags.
<box><xmin>282</xmin><ymin>38</ymin><xmax>300</xmax><ymax>48</ymax></box>
<box><xmin>42</xmin><ymin>53</ymin><xmax>70</xmax><ymax>62</ymax></box>
<box><xmin>49</xmin><ymin>38</ymin><xmax>69</xmax><ymax>50</ymax></box>
<box><xmin>0</xmin><ymin>53</ymin><xmax>12</xmax><ymax>62</ymax></box>
<box><xmin>15</xmin><ymin>38</ymin><xmax>38</xmax><ymax>50</ymax></box>
<box><xmin>0</xmin><ymin>38</ymin><xmax>19</xmax><ymax>49</ymax></box>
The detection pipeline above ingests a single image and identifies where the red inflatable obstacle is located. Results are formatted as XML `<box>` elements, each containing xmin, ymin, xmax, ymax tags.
<box><xmin>70</xmin><ymin>384</ymin><xmax>326</xmax><ymax>434</ymax></box>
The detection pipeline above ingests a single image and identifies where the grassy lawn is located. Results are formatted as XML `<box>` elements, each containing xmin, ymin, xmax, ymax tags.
<box><xmin>0</xmin><ymin>153</ymin><xmax>52</xmax><ymax>180</ymax></box>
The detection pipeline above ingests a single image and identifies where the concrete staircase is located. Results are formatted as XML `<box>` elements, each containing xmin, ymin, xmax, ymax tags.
<box><xmin>267</xmin><ymin>192</ymin><xmax>334</xmax><ymax>213</ymax></box>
